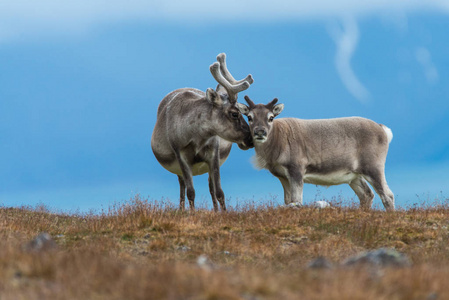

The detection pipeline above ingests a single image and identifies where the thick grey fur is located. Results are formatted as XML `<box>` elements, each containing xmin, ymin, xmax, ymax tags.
<box><xmin>238</xmin><ymin>96</ymin><xmax>395</xmax><ymax>211</ymax></box>
<box><xmin>151</xmin><ymin>54</ymin><xmax>254</xmax><ymax>211</ymax></box>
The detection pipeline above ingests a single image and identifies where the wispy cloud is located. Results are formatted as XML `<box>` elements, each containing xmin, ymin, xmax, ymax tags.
<box><xmin>415</xmin><ymin>47</ymin><xmax>439</xmax><ymax>85</ymax></box>
<box><xmin>0</xmin><ymin>0</ymin><xmax>447</xmax><ymax>42</ymax></box>
<box><xmin>328</xmin><ymin>16</ymin><xmax>370</xmax><ymax>103</ymax></box>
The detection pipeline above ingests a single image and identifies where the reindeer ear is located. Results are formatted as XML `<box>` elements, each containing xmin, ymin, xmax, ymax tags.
<box><xmin>272</xmin><ymin>103</ymin><xmax>284</xmax><ymax>116</ymax></box>
<box><xmin>236</xmin><ymin>103</ymin><xmax>250</xmax><ymax>115</ymax></box>
<box><xmin>206</xmin><ymin>88</ymin><xmax>223</xmax><ymax>107</ymax></box>
<box><xmin>215</xmin><ymin>84</ymin><xmax>227</xmax><ymax>95</ymax></box>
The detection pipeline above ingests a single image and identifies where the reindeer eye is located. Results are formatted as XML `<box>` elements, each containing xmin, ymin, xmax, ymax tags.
<box><xmin>247</xmin><ymin>116</ymin><xmax>253</xmax><ymax>122</ymax></box>
<box><xmin>230</xmin><ymin>112</ymin><xmax>239</xmax><ymax>119</ymax></box>
<box><xmin>268</xmin><ymin>116</ymin><xmax>274</xmax><ymax>122</ymax></box>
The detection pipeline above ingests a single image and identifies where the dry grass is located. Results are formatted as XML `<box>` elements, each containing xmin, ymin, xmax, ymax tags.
<box><xmin>1</xmin><ymin>195</ymin><xmax>449</xmax><ymax>299</ymax></box>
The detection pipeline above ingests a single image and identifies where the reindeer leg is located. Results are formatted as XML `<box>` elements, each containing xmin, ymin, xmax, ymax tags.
<box><xmin>289</xmin><ymin>180</ymin><xmax>304</xmax><ymax>206</ymax></box>
<box><xmin>207</xmin><ymin>145</ymin><xmax>226</xmax><ymax>212</ymax></box>
<box><xmin>208</xmin><ymin>176</ymin><xmax>219</xmax><ymax>212</ymax></box>
<box><xmin>271</xmin><ymin>165</ymin><xmax>303</xmax><ymax>205</ymax></box>
<box><xmin>363</xmin><ymin>168</ymin><xmax>395</xmax><ymax>211</ymax></box>
<box><xmin>277</xmin><ymin>176</ymin><xmax>291</xmax><ymax>205</ymax></box>
<box><xmin>287</xmin><ymin>165</ymin><xmax>304</xmax><ymax>205</ymax></box>
<box><xmin>350</xmin><ymin>176</ymin><xmax>374</xmax><ymax>210</ymax></box>
<box><xmin>214</xmin><ymin>173</ymin><xmax>226</xmax><ymax>212</ymax></box>
<box><xmin>174</xmin><ymin>150</ymin><xmax>195</xmax><ymax>210</ymax></box>
<box><xmin>178</xmin><ymin>175</ymin><xmax>186</xmax><ymax>210</ymax></box>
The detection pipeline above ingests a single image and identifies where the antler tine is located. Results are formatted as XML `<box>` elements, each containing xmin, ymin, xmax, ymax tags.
<box><xmin>267</xmin><ymin>98</ymin><xmax>279</xmax><ymax>109</ymax></box>
<box><xmin>210</xmin><ymin>62</ymin><xmax>250</xmax><ymax>101</ymax></box>
<box><xmin>217</xmin><ymin>53</ymin><xmax>254</xmax><ymax>85</ymax></box>
<box><xmin>244</xmin><ymin>95</ymin><xmax>256</xmax><ymax>108</ymax></box>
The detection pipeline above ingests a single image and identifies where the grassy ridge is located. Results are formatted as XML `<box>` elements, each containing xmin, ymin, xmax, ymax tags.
<box><xmin>1</xmin><ymin>196</ymin><xmax>449</xmax><ymax>299</ymax></box>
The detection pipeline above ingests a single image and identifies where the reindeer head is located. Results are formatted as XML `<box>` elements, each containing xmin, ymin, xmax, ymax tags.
<box><xmin>237</xmin><ymin>96</ymin><xmax>284</xmax><ymax>144</ymax></box>
<box><xmin>206</xmin><ymin>53</ymin><xmax>254</xmax><ymax>149</ymax></box>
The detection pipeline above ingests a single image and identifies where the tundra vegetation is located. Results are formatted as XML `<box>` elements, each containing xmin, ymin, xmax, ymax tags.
<box><xmin>1</xmin><ymin>196</ymin><xmax>449</xmax><ymax>299</ymax></box>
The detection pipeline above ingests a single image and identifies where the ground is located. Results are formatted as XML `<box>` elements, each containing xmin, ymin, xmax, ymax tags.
<box><xmin>1</xmin><ymin>196</ymin><xmax>448</xmax><ymax>299</ymax></box>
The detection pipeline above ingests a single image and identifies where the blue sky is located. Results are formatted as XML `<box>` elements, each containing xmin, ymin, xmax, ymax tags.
<box><xmin>1</xmin><ymin>1</ymin><xmax>448</xmax><ymax>212</ymax></box>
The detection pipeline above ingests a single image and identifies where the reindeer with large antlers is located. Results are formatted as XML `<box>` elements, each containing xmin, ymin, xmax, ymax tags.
<box><xmin>151</xmin><ymin>53</ymin><xmax>254</xmax><ymax>211</ymax></box>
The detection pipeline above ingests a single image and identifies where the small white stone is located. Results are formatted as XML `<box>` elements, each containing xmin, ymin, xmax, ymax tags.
<box><xmin>313</xmin><ymin>201</ymin><xmax>330</xmax><ymax>208</ymax></box>
<box><xmin>196</xmin><ymin>254</ymin><xmax>215</xmax><ymax>271</ymax></box>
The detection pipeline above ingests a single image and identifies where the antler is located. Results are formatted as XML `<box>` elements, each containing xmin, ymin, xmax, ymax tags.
<box><xmin>216</xmin><ymin>53</ymin><xmax>254</xmax><ymax>85</ymax></box>
<box><xmin>210</xmin><ymin>62</ymin><xmax>250</xmax><ymax>102</ymax></box>
<box><xmin>266</xmin><ymin>98</ymin><xmax>279</xmax><ymax>110</ymax></box>
<box><xmin>209</xmin><ymin>53</ymin><xmax>253</xmax><ymax>102</ymax></box>
<box><xmin>244</xmin><ymin>95</ymin><xmax>256</xmax><ymax>108</ymax></box>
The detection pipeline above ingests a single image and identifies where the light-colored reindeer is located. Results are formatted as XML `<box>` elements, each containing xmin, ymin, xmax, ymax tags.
<box><xmin>151</xmin><ymin>53</ymin><xmax>254</xmax><ymax>211</ymax></box>
<box><xmin>236</xmin><ymin>96</ymin><xmax>395</xmax><ymax>211</ymax></box>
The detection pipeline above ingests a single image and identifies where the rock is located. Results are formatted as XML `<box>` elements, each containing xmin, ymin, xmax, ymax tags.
<box><xmin>283</xmin><ymin>236</ymin><xmax>308</xmax><ymax>244</ymax></box>
<box><xmin>307</xmin><ymin>257</ymin><xmax>333</xmax><ymax>269</ymax></box>
<box><xmin>342</xmin><ymin>248</ymin><xmax>411</xmax><ymax>268</ymax></box>
<box><xmin>242</xmin><ymin>293</ymin><xmax>263</xmax><ymax>300</ymax></box>
<box><xmin>313</xmin><ymin>201</ymin><xmax>330</xmax><ymax>209</ymax></box>
<box><xmin>176</xmin><ymin>245</ymin><xmax>191</xmax><ymax>252</ymax></box>
<box><xmin>196</xmin><ymin>254</ymin><xmax>216</xmax><ymax>271</ymax></box>
<box><xmin>24</xmin><ymin>232</ymin><xmax>57</xmax><ymax>252</ymax></box>
<box><xmin>217</xmin><ymin>250</ymin><xmax>235</xmax><ymax>256</ymax></box>
<box><xmin>131</xmin><ymin>248</ymin><xmax>150</xmax><ymax>256</ymax></box>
